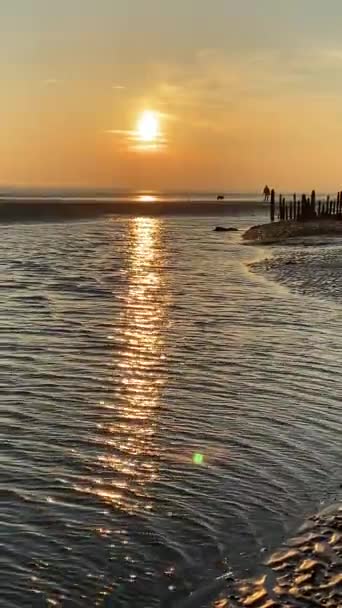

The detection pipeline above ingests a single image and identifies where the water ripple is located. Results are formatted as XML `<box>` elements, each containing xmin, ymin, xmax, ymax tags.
<box><xmin>0</xmin><ymin>214</ymin><xmax>340</xmax><ymax>606</ymax></box>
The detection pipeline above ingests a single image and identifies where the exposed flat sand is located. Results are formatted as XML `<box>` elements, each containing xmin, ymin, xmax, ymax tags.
<box><xmin>243</xmin><ymin>219</ymin><xmax>342</xmax><ymax>243</ymax></box>
<box><xmin>0</xmin><ymin>198</ymin><xmax>264</xmax><ymax>221</ymax></box>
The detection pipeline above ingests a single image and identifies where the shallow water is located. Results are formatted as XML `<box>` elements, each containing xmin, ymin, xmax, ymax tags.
<box><xmin>0</xmin><ymin>211</ymin><xmax>341</xmax><ymax>607</ymax></box>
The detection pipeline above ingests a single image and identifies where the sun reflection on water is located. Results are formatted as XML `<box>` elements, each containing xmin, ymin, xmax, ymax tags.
<box><xmin>135</xmin><ymin>194</ymin><xmax>158</xmax><ymax>203</ymax></box>
<box><xmin>78</xmin><ymin>217</ymin><xmax>167</xmax><ymax>515</ymax></box>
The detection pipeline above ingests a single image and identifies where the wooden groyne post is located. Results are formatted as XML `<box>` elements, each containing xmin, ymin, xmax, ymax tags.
<box><xmin>270</xmin><ymin>189</ymin><xmax>342</xmax><ymax>223</ymax></box>
<box><xmin>311</xmin><ymin>190</ymin><xmax>316</xmax><ymax>216</ymax></box>
<box><xmin>270</xmin><ymin>189</ymin><xmax>275</xmax><ymax>222</ymax></box>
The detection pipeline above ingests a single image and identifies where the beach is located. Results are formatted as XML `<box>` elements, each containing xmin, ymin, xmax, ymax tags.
<box><xmin>0</xmin><ymin>195</ymin><xmax>268</xmax><ymax>221</ymax></box>
<box><xmin>206</xmin><ymin>500</ymin><xmax>342</xmax><ymax>608</ymax></box>
<box><xmin>243</xmin><ymin>218</ymin><xmax>342</xmax><ymax>244</ymax></box>
<box><xmin>0</xmin><ymin>200</ymin><xmax>340</xmax><ymax>607</ymax></box>
<box><xmin>3</xmin><ymin>1</ymin><xmax>342</xmax><ymax>604</ymax></box>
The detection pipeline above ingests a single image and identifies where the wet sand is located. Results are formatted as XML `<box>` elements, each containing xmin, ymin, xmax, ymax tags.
<box><xmin>0</xmin><ymin>198</ymin><xmax>266</xmax><ymax>221</ymax></box>
<box><xmin>243</xmin><ymin>219</ymin><xmax>342</xmax><ymax>244</ymax></box>
<box><xmin>211</xmin><ymin>501</ymin><xmax>341</xmax><ymax>608</ymax></box>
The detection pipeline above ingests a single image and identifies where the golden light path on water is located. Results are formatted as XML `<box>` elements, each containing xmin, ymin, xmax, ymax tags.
<box><xmin>4</xmin><ymin>211</ymin><xmax>341</xmax><ymax>607</ymax></box>
<box><xmin>78</xmin><ymin>217</ymin><xmax>167</xmax><ymax>518</ymax></box>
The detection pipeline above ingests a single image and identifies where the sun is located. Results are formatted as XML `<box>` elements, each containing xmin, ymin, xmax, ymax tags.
<box><xmin>136</xmin><ymin>111</ymin><xmax>160</xmax><ymax>142</ymax></box>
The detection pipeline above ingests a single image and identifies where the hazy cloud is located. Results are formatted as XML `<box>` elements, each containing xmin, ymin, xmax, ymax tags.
<box><xmin>43</xmin><ymin>79</ymin><xmax>60</xmax><ymax>86</ymax></box>
<box><xmin>148</xmin><ymin>45</ymin><xmax>342</xmax><ymax>129</ymax></box>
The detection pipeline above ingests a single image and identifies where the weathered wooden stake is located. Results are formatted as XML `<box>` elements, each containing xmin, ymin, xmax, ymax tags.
<box><xmin>311</xmin><ymin>190</ymin><xmax>316</xmax><ymax>216</ymax></box>
<box><xmin>271</xmin><ymin>189</ymin><xmax>342</xmax><ymax>221</ymax></box>
<box><xmin>270</xmin><ymin>189</ymin><xmax>275</xmax><ymax>222</ymax></box>
<box><xmin>301</xmin><ymin>194</ymin><xmax>306</xmax><ymax>220</ymax></box>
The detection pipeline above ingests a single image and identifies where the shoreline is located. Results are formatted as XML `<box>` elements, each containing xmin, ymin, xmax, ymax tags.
<box><xmin>243</xmin><ymin>218</ymin><xmax>342</xmax><ymax>303</ymax></box>
<box><xmin>243</xmin><ymin>219</ymin><xmax>342</xmax><ymax>243</ymax></box>
<box><xmin>180</xmin><ymin>499</ymin><xmax>341</xmax><ymax>608</ymax></box>
<box><xmin>224</xmin><ymin>500</ymin><xmax>342</xmax><ymax>608</ymax></box>
<box><xmin>0</xmin><ymin>199</ymin><xmax>268</xmax><ymax>222</ymax></box>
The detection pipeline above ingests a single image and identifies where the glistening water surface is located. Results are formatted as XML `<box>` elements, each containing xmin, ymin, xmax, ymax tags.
<box><xmin>0</xmin><ymin>210</ymin><xmax>340</xmax><ymax>607</ymax></box>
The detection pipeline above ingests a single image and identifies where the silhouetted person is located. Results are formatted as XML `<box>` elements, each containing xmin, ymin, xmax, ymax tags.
<box><xmin>263</xmin><ymin>185</ymin><xmax>270</xmax><ymax>202</ymax></box>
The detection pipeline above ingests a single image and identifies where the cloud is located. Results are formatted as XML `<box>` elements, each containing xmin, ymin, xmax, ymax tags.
<box><xmin>106</xmin><ymin>129</ymin><xmax>134</xmax><ymax>136</ymax></box>
<box><xmin>43</xmin><ymin>79</ymin><xmax>59</xmax><ymax>86</ymax></box>
<box><xmin>151</xmin><ymin>45</ymin><xmax>342</xmax><ymax>112</ymax></box>
<box><xmin>105</xmin><ymin>46</ymin><xmax>342</xmax><ymax>160</ymax></box>
<box><xmin>106</xmin><ymin>122</ymin><xmax>167</xmax><ymax>152</ymax></box>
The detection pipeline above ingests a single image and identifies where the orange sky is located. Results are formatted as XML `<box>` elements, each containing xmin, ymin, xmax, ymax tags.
<box><xmin>1</xmin><ymin>1</ymin><xmax>342</xmax><ymax>191</ymax></box>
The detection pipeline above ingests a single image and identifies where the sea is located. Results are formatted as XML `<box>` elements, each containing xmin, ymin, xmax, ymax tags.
<box><xmin>0</xmin><ymin>192</ymin><xmax>340</xmax><ymax>607</ymax></box>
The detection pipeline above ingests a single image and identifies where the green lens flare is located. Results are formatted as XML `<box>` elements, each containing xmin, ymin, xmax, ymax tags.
<box><xmin>193</xmin><ymin>453</ymin><xmax>204</xmax><ymax>465</ymax></box>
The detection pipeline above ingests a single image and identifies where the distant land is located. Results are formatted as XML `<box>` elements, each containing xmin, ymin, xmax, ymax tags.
<box><xmin>0</xmin><ymin>187</ymin><xmax>261</xmax><ymax>198</ymax></box>
<box><xmin>0</xmin><ymin>189</ymin><xmax>271</xmax><ymax>221</ymax></box>
<box><xmin>0</xmin><ymin>188</ymin><xmax>336</xmax><ymax>222</ymax></box>
<box><xmin>0</xmin><ymin>198</ymin><xmax>268</xmax><ymax>222</ymax></box>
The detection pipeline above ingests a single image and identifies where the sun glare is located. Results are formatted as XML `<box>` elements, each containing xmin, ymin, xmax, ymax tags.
<box><xmin>137</xmin><ymin>111</ymin><xmax>160</xmax><ymax>142</ymax></box>
<box><xmin>136</xmin><ymin>195</ymin><xmax>157</xmax><ymax>203</ymax></box>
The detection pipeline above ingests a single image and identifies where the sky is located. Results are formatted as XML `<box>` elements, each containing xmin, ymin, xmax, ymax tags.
<box><xmin>1</xmin><ymin>0</ymin><xmax>342</xmax><ymax>191</ymax></box>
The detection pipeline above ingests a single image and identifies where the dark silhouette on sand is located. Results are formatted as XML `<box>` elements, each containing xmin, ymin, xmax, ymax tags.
<box><xmin>263</xmin><ymin>185</ymin><xmax>270</xmax><ymax>201</ymax></box>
